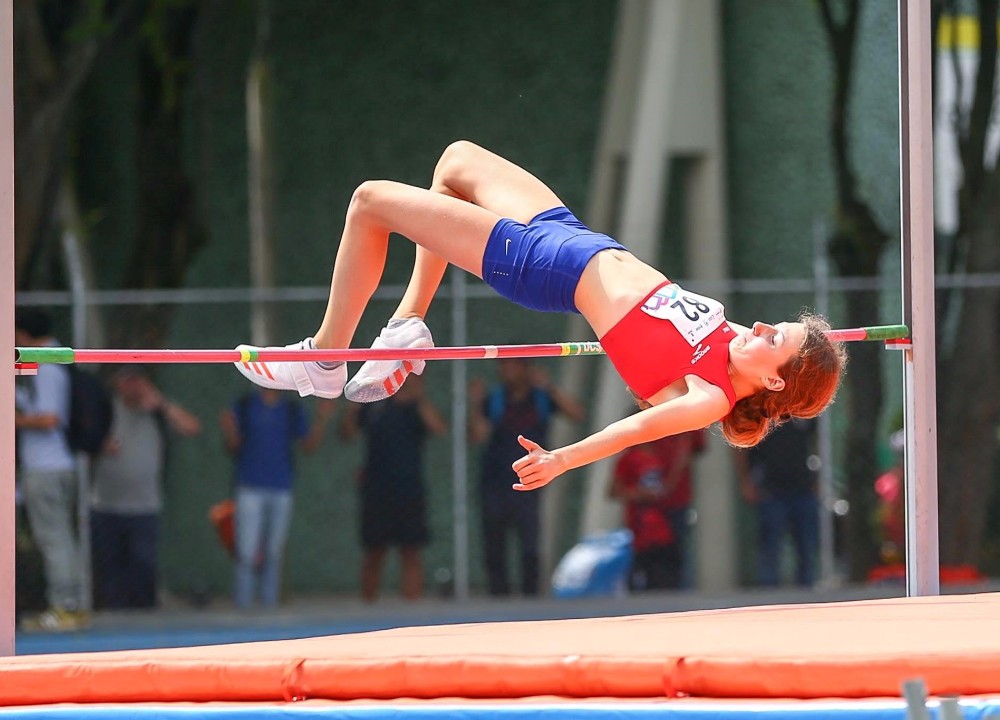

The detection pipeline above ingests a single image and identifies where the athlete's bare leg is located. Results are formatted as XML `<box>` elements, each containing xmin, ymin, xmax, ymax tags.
<box><xmin>393</xmin><ymin>141</ymin><xmax>565</xmax><ymax>320</ymax></box>
<box><xmin>237</xmin><ymin>145</ymin><xmax>578</xmax><ymax>398</ymax></box>
<box><xmin>312</xmin><ymin>180</ymin><xmax>500</xmax><ymax>350</ymax></box>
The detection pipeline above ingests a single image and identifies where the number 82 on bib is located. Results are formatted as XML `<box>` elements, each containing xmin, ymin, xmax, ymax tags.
<box><xmin>640</xmin><ymin>283</ymin><xmax>726</xmax><ymax>347</ymax></box>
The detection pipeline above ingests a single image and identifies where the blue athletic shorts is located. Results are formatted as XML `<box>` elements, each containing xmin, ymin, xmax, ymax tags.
<box><xmin>481</xmin><ymin>206</ymin><xmax>627</xmax><ymax>313</ymax></box>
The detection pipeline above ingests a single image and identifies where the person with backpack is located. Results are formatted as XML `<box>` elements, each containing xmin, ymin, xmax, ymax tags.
<box><xmin>14</xmin><ymin>308</ymin><xmax>86</xmax><ymax>632</ymax></box>
<box><xmin>220</xmin><ymin>388</ymin><xmax>332</xmax><ymax>609</ymax></box>
<box><xmin>468</xmin><ymin>357</ymin><xmax>585</xmax><ymax>596</ymax></box>
<box><xmin>90</xmin><ymin>367</ymin><xmax>201</xmax><ymax>609</ymax></box>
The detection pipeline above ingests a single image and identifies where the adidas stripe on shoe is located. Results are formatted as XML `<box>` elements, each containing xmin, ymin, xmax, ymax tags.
<box><xmin>344</xmin><ymin>318</ymin><xmax>433</xmax><ymax>403</ymax></box>
<box><xmin>233</xmin><ymin>337</ymin><xmax>346</xmax><ymax>399</ymax></box>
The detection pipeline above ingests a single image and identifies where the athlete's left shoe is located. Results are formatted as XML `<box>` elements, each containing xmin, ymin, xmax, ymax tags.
<box><xmin>234</xmin><ymin>337</ymin><xmax>346</xmax><ymax>399</ymax></box>
<box><xmin>344</xmin><ymin>318</ymin><xmax>433</xmax><ymax>403</ymax></box>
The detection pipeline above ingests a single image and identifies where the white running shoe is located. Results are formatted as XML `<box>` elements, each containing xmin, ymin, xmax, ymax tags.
<box><xmin>344</xmin><ymin>318</ymin><xmax>433</xmax><ymax>403</ymax></box>
<box><xmin>234</xmin><ymin>337</ymin><xmax>346</xmax><ymax>399</ymax></box>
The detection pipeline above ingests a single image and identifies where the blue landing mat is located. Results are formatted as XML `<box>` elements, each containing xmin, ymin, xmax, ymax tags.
<box><xmin>2</xmin><ymin>700</ymin><xmax>1000</xmax><ymax>720</ymax></box>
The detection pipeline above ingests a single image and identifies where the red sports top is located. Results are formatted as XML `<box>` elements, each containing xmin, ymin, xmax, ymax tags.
<box><xmin>599</xmin><ymin>280</ymin><xmax>738</xmax><ymax>408</ymax></box>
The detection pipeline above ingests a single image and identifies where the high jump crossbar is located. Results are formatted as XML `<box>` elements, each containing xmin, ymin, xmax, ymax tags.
<box><xmin>14</xmin><ymin>324</ymin><xmax>908</xmax><ymax>368</ymax></box>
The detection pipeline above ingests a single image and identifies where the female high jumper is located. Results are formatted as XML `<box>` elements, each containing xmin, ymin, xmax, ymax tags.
<box><xmin>235</xmin><ymin>141</ymin><xmax>847</xmax><ymax>491</ymax></box>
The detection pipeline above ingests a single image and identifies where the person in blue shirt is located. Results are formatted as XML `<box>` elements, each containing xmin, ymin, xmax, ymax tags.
<box><xmin>737</xmin><ymin>418</ymin><xmax>819</xmax><ymax>587</ymax></box>
<box><xmin>468</xmin><ymin>358</ymin><xmax>585</xmax><ymax>596</ymax></box>
<box><xmin>220</xmin><ymin>388</ymin><xmax>332</xmax><ymax>609</ymax></box>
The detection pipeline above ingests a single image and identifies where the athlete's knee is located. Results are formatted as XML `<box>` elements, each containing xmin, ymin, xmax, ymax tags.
<box><xmin>434</xmin><ymin>140</ymin><xmax>485</xmax><ymax>185</ymax></box>
<box><xmin>439</xmin><ymin>139</ymin><xmax>482</xmax><ymax>166</ymax></box>
<box><xmin>347</xmin><ymin>180</ymin><xmax>392</xmax><ymax>220</ymax></box>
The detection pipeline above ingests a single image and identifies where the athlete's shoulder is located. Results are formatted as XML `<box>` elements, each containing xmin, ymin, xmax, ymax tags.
<box><xmin>683</xmin><ymin>375</ymin><xmax>732</xmax><ymax>418</ymax></box>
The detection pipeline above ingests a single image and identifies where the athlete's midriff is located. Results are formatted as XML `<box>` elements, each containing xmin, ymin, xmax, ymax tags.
<box><xmin>599</xmin><ymin>281</ymin><xmax>738</xmax><ymax>408</ymax></box>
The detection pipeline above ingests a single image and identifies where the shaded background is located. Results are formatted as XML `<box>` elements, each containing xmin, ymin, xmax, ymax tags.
<box><xmin>12</xmin><ymin>0</ymin><xmax>1000</xmax><ymax>612</ymax></box>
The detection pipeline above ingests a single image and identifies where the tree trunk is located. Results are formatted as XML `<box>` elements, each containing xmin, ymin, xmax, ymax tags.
<box><xmin>247</xmin><ymin>0</ymin><xmax>277</xmax><ymax>347</ymax></box>
<box><xmin>937</xmin><ymin>296</ymin><xmax>1000</xmax><ymax>565</ymax></box>
<box><xmin>13</xmin><ymin>0</ymin><xmax>148</xmax><ymax>289</ymax></box>
<box><xmin>829</xmin><ymin>201</ymin><xmax>889</xmax><ymax>581</ymax></box>
<box><xmin>818</xmin><ymin>0</ymin><xmax>892</xmax><ymax>581</ymax></box>
<box><xmin>840</xmin><ymin>291</ymin><xmax>884</xmax><ymax>580</ymax></box>
<box><xmin>933</xmin><ymin>0</ymin><xmax>1000</xmax><ymax>568</ymax></box>
<box><xmin>937</xmin><ymin>179</ymin><xmax>1000</xmax><ymax>565</ymax></box>
<box><xmin>106</xmin><ymin>5</ymin><xmax>206</xmax><ymax>350</ymax></box>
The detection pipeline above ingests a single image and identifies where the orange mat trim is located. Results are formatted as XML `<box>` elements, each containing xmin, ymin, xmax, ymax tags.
<box><xmin>3</xmin><ymin>593</ymin><xmax>1000</xmax><ymax>706</ymax></box>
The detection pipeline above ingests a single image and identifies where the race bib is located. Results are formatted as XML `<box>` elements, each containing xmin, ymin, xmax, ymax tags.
<box><xmin>640</xmin><ymin>283</ymin><xmax>725</xmax><ymax>346</ymax></box>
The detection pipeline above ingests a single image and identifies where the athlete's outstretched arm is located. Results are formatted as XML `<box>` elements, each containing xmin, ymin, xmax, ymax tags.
<box><xmin>511</xmin><ymin>386</ymin><xmax>728</xmax><ymax>491</ymax></box>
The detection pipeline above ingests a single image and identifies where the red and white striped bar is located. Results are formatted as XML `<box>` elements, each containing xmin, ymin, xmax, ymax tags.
<box><xmin>16</xmin><ymin>342</ymin><xmax>607</xmax><ymax>366</ymax></box>
<box><xmin>13</xmin><ymin>324</ymin><xmax>909</xmax><ymax>367</ymax></box>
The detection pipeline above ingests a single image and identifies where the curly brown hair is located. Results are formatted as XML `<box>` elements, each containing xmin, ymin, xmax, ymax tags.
<box><xmin>720</xmin><ymin>313</ymin><xmax>847</xmax><ymax>447</ymax></box>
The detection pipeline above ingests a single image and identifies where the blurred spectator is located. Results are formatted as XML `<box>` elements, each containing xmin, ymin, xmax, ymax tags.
<box><xmin>608</xmin><ymin>430</ymin><xmax>704</xmax><ymax>591</ymax></box>
<box><xmin>469</xmin><ymin>357</ymin><xmax>585</xmax><ymax>597</ymax></box>
<box><xmin>14</xmin><ymin>308</ymin><xmax>87</xmax><ymax>632</ymax></box>
<box><xmin>220</xmin><ymin>389</ymin><xmax>332</xmax><ymax>609</ymax></box>
<box><xmin>737</xmin><ymin>418</ymin><xmax>819</xmax><ymax>587</ymax></box>
<box><xmin>90</xmin><ymin>367</ymin><xmax>202</xmax><ymax>609</ymax></box>
<box><xmin>874</xmin><ymin>430</ymin><xmax>906</xmax><ymax>565</ymax></box>
<box><xmin>340</xmin><ymin>374</ymin><xmax>447</xmax><ymax>603</ymax></box>
<box><xmin>655</xmin><ymin>429</ymin><xmax>705</xmax><ymax>589</ymax></box>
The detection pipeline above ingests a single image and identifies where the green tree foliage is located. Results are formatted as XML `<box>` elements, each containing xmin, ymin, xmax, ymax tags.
<box><xmin>15</xmin><ymin>0</ymin><xmax>211</xmax><ymax>350</ymax></box>
<box><xmin>14</xmin><ymin>0</ymin><xmax>148</xmax><ymax>288</ymax></box>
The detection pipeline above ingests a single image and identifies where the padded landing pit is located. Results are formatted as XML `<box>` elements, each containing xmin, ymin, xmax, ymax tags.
<box><xmin>1</xmin><ymin>593</ymin><xmax>998</xmax><ymax>715</ymax></box>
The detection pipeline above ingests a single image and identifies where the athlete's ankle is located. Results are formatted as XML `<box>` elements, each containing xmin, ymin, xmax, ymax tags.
<box><xmin>311</xmin><ymin>330</ymin><xmax>342</xmax><ymax>350</ymax></box>
<box><xmin>388</xmin><ymin>314</ymin><xmax>425</xmax><ymax>326</ymax></box>
<box><xmin>387</xmin><ymin>316</ymin><xmax>424</xmax><ymax>330</ymax></box>
<box><xmin>306</xmin><ymin>337</ymin><xmax>343</xmax><ymax>370</ymax></box>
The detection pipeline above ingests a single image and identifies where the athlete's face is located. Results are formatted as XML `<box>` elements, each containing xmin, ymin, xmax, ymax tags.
<box><xmin>730</xmin><ymin>321</ymin><xmax>806</xmax><ymax>391</ymax></box>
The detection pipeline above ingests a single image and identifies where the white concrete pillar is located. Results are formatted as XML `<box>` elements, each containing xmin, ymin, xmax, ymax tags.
<box><xmin>543</xmin><ymin>0</ymin><xmax>650</xmax><ymax>582</ymax></box>
<box><xmin>576</xmin><ymin>0</ymin><xmax>736</xmax><ymax>591</ymax></box>
<box><xmin>580</xmin><ymin>0</ymin><xmax>685</xmax><ymax>537</ymax></box>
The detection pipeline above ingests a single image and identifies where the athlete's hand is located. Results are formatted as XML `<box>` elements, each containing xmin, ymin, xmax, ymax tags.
<box><xmin>511</xmin><ymin>435</ymin><xmax>567</xmax><ymax>492</ymax></box>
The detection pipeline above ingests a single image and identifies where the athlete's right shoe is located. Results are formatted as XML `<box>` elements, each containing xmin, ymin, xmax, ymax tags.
<box><xmin>344</xmin><ymin>318</ymin><xmax>433</xmax><ymax>403</ymax></box>
<box><xmin>234</xmin><ymin>337</ymin><xmax>346</xmax><ymax>399</ymax></box>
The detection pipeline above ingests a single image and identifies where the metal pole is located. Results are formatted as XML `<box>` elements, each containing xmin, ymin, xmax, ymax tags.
<box><xmin>813</xmin><ymin>218</ymin><xmax>836</xmax><ymax>587</ymax></box>
<box><xmin>0</xmin><ymin>0</ymin><xmax>15</xmax><ymax>656</ymax></box>
<box><xmin>450</xmin><ymin>268</ymin><xmax>469</xmax><ymax>601</ymax></box>
<box><xmin>897</xmin><ymin>0</ymin><xmax>940</xmax><ymax>596</ymax></box>
<box><xmin>247</xmin><ymin>0</ymin><xmax>276</xmax><ymax>348</ymax></box>
<box><xmin>902</xmin><ymin>679</ymin><xmax>931</xmax><ymax>720</ymax></box>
